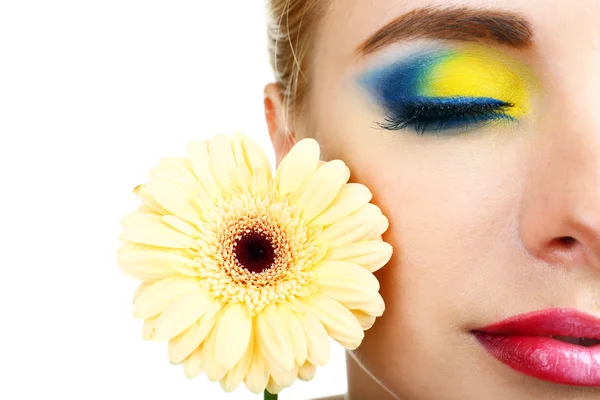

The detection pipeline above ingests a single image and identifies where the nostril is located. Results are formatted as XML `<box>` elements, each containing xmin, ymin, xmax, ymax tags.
<box><xmin>550</xmin><ymin>236</ymin><xmax>577</xmax><ymax>249</ymax></box>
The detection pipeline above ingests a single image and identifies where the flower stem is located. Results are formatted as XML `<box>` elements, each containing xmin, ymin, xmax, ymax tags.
<box><xmin>263</xmin><ymin>389</ymin><xmax>278</xmax><ymax>400</ymax></box>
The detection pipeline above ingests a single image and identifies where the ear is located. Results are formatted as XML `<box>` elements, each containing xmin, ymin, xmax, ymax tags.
<box><xmin>264</xmin><ymin>83</ymin><xmax>295</xmax><ymax>165</ymax></box>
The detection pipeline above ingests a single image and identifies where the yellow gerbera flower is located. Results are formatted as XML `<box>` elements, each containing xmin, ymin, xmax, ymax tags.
<box><xmin>118</xmin><ymin>133</ymin><xmax>392</xmax><ymax>394</ymax></box>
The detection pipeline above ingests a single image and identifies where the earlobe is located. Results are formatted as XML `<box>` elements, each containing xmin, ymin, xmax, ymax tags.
<box><xmin>264</xmin><ymin>82</ymin><xmax>295</xmax><ymax>165</ymax></box>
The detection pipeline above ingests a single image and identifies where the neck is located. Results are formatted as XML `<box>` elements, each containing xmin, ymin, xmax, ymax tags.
<box><xmin>346</xmin><ymin>353</ymin><xmax>399</xmax><ymax>400</ymax></box>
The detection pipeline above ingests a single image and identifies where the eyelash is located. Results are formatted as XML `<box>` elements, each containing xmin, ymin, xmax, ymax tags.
<box><xmin>378</xmin><ymin>97</ymin><xmax>514</xmax><ymax>135</ymax></box>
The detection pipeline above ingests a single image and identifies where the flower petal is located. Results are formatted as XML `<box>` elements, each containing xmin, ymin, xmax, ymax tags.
<box><xmin>203</xmin><ymin>318</ymin><xmax>229</xmax><ymax>382</ymax></box>
<box><xmin>325</xmin><ymin>240</ymin><xmax>393</xmax><ymax>272</ymax></box>
<box><xmin>142</xmin><ymin>315</ymin><xmax>159</xmax><ymax>340</ymax></box>
<box><xmin>149</xmin><ymin>156</ymin><xmax>198</xmax><ymax>188</ymax></box>
<box><xmin>121</xmin><ymin>241</ymin><xmax>191</xmax><ymax>257</ymax></box>
<box><xmin>235</xmin><ymin>160</ymin><xmax>252</xmax><ymax>193</ymax></box>
<box><xmin>235</xmin><ymin>132</ymin><xmax>272</xmax><ymax>175</ymax></box>
<box><xmin>266</xmin><ymin>378</ymin><xmax>285</xmax><ymax>395</ymax></box>
<box><xmin>120</xmin><ymin>207</ymin><xmax>157</xmax><ymax>225</ymax></box>
<box><xmin>168</xmin><ymin>300</ymin><xmax>224</xmax><ymax>364</ymax></box>
<box><xmin>314</xmin><ymin>260</ymin><xmax>381</xmax><ymax>309</ymax></box>
<box><xmin>298</xmin><ymin>361</ymin><xmax>317</xmax><ymax>381</ymax></box>
<box><xmin>296</xmin><ymin>311</ymin><xmax>330</xmax><ymax>366</ymax></box>
<box><xmin>318</xmin><ymin>204</ymin><xmax>389</xmax><ymax>248</ymax></box>
<box><xmin>143</xmin><ymin>181</ymin><xmax>202</xmax><ymax>225</ymax></box>
<box><xmin>162</xmin><ymin>215</ymin><xmax>199</xmax><ymax>237</ymax></box>
<box><xmin>154</xmin><ymin>288</ymin><xmax>213</xmax><ymax>341</ymax></box>
<box><xmin>244</xmin><ymin>341</ymin><xmax>270</xmax><ymax>394</ymax></box>
<box><xmin>310</xmin><ymin>183</ymin><xmax>372</xmax><ymax>227</ymax></box>
<box><xmin>352</xmin><ymin>310</ymin><xmax>377</xmax><ymax>330</ymax></box>
<box><xmin>134</xmin><ymin>184</ymin><xmax>169</xmax><ymax>215</ymax></box>
<box><xmin>215</xmin><ymin>303</ymin><xmax>253</xmax><ymax>370</ymax></box>
<box><xmin>295</xmin><ymin>160</ymin><xmax>350</xmax><ymax>222</ymax></box>
<box><xmin>132</xmin><ymin>276</ymin><xmax>199</xmax><ymax>319</ymax></box>
<box><xmin>133</xmin><ymin>281</ymin><xmax>152</xmax><ymax>303</ymax></box>
<box><xmin>220</xmin><ymin>331</ymin><xmax>254</xmax><ymax>393</ymax></box>
<box><xmin>270</xmin><ymin>363</ymin><xmax>299</xmax><ymax>387</ymax></box>
<box><xmin>208</xmin><ymin>134</ymin><xmax>239</xmax><ymax>195</ymax></box>
<box><xmin>232</xmin><ymin>133</ymin><xmax>270</xmax><ymax>193</ymax></box>
<box><xmin>183</xmin><ymin>345</ymin><xmax>204</xmax><ymax>379</ymax></box>
<box><xmin>314</xmin><ymin>260</ymin><xmax>379</xmax><ymax>291</ymax></box>
<box><xmin>303</xmin><ymin>294</ymin><xmax>364</xmax><ymax>350</ymax></box>
<box><xmin>357</xmin><ymin>292</ymin><xmax>385</xmax><ymax>317</ymax></box>
<box><xmin>120</xmin><ymin>212</ymin><xmax>194</xmax><ymax>249</ymax></box>
<box><xmin>121</xmin><ymin>242</ymin><xmax>199</xmax><ymax>277</ymax></box>
<box><xmin>278</xmin><ymin>305</ymin><xmax>307</xmax><ymax>366</ymax></box>
<box><xmin>186</xmin><ymin>140</ymin><xmax>221</xmax><ymax>196</ymax></box>
<box><xmin>274</xmin><ymin>138</ymin><xmax>320</xmax><ymax>199</ymax></box>
<box><xmin>256</xmin><ymin>306</ymin><xmax>295</xmax><ymax>371</ymax></box>
<box><xmin>117</xmin><ymin>246</ymin><xmax>190</xmax><ymax>282</ymax></box>
<box><xmin>232</xmin><ymin>136</ymin><xmax>252</xmax><ymax>190</ymax></box>
<box><xmin>193</xmin><ymin>184</ymin><xmax>219</xmax><ymax>213</ymax></box>
<box><xmin>251</xmin><ymin>167</ymin><xmax>270</xmax><ymax>198</ymax></box>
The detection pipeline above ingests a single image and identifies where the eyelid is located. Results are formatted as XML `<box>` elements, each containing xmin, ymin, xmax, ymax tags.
<box><xmin>358</xmin><ymin>45</ymin><xmax>533</xmax><ymax>107</ymax></box>
<box><xmin>358</xmin><ymin>44</ymin><xmax>537</xmax><ymax>135</ymax></box>
<box><xmin>420</xmin><ymin>48</ymin><xmax>531</xmax><ymax>118</ymax></box>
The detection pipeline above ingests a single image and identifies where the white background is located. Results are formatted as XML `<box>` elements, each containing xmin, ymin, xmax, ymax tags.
<box><xmin>0</xmin><ymin>1</ymin><xmax>347</xmax><ymax>399</ymax></box>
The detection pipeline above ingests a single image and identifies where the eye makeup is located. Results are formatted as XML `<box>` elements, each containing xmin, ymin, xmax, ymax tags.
<box><xmin>359</xmin><ymin>44</ymin><xmax>534</xmax><ymax>134</ymax></box>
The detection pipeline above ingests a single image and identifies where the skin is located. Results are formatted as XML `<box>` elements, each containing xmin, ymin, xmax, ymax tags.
<box><xmin>265</xmin><ymin>0</ymin><xmax>600</xmax><ymax>399</ymax></box>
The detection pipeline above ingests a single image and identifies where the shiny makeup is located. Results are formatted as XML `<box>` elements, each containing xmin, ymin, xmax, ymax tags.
<box><xmin>474</xmin><ymin>309</ymin><xmax>600</xmax><ymax>386</ymax></box>
<box><xmin>358</xmin><ymin>44</ymin><xmax>533</xmax><ymax>134</ymax></box>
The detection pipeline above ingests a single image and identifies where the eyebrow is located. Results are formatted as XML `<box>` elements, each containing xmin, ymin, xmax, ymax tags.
<box><xmin>358</xmin><ymin>6</ymin><xmax>533</xmax><ymax>56</ymax></box>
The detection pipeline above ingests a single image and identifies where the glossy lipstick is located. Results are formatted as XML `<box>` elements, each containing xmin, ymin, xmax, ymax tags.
<box><xmin>474</xmin><ymin>308</ymin><xmax>600</xmax><ymax>386</ymax></box>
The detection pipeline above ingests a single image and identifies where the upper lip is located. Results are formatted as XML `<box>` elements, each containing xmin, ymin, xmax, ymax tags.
<box><xmin>474</xmin><ymin>308</ymin><xmax>600</xmax><ymax>340</ymax></box>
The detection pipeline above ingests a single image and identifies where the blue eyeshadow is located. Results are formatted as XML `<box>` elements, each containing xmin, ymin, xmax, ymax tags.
<box><xmin>358</xmin><ymin>50</ymin><xmax>449</xmax><ymax>106</ymax></box>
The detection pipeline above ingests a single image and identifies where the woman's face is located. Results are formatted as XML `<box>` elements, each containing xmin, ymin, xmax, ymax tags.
<box><xmin>268</xmin><ymin>0</ymin><xmax>600</xmax><ymax>398</ymax></box>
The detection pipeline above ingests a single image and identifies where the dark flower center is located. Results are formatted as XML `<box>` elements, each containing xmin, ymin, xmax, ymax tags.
<box><xmin>234</xmin><ymin>231</ymin><xmax>276</xmax><ymax>274</ymax></box>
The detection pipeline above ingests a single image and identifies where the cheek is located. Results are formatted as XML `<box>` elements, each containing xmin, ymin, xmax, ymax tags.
<box><xmin>361</xmin><ymin>143</ymin><xmax>511</xmax><ymax>323</ymax></box>
<box><xmin>325</xmin><ymin>128</ymin><xmax>525</xmax><ymax>280</ymax></box>
<box><xmin>316</xmin><ymin>119</ymin><xmax>529</xmax><ymax>376</ymax></box>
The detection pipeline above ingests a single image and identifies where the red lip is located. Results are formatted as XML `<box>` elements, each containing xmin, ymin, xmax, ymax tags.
<box><xmin>474</xmin><ymin>308</ymin><xmax>600</xmax><ymax>386</ymax></box>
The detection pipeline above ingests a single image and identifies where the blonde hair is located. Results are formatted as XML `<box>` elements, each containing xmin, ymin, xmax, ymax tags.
<box><xmin>266</xmin><ymin>0</ymin><xmax>329</xmax><ymax>124</ymax></box>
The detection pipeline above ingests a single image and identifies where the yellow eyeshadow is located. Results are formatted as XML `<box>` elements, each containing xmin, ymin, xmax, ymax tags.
<box><xmin>420</xmin><ymin>45</ymin><xmax>532</xmax><ymax>118</ymax></box>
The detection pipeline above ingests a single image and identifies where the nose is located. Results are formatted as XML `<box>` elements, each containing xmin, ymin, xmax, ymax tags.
<box><xmin>519</xmin><ymin>101</ymin><xmax>600</xmax><ymax>270</ymax></box>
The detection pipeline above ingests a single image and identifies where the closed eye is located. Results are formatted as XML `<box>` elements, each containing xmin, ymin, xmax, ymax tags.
<box><xmin>379</xmin><ymin>96</ymin><xmax>515</xmax><ymax>135</ymax></box>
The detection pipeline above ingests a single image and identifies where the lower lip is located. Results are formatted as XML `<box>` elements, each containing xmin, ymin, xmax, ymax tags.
<box><xmin>475</xmin><ymin>333</ymin><xmax>600</xmax><ymax>386</ymax></box>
